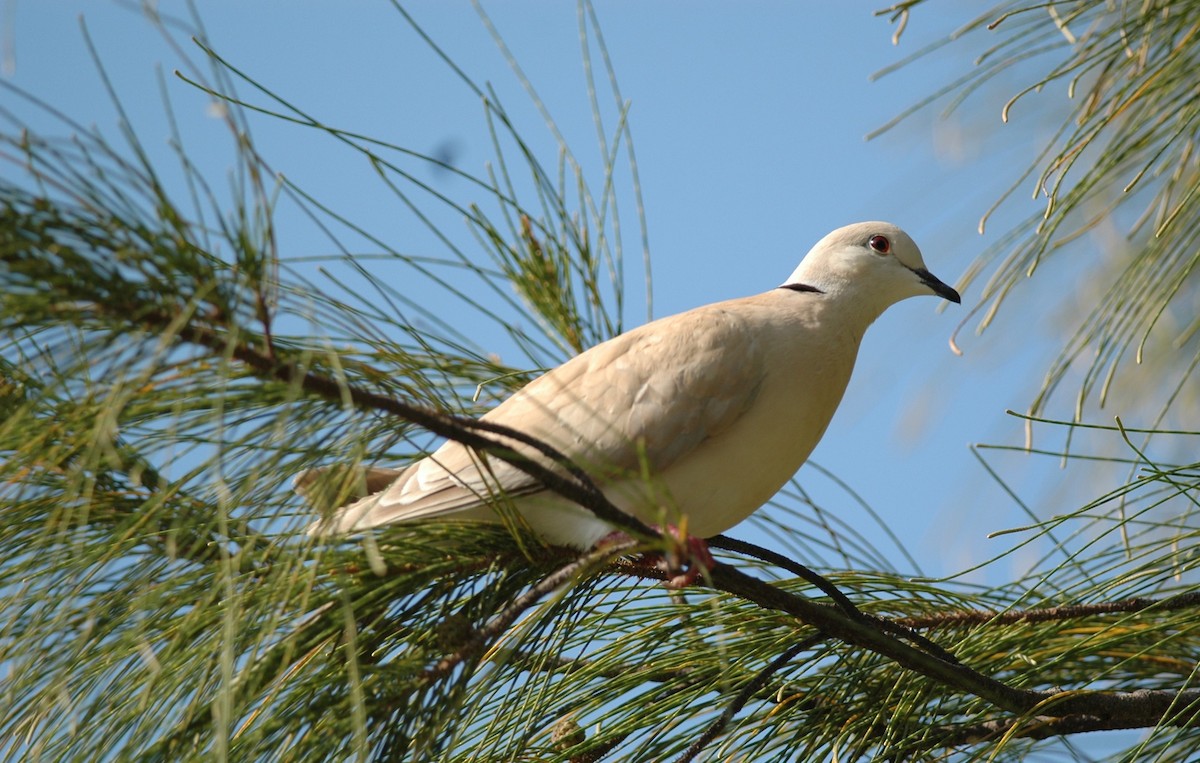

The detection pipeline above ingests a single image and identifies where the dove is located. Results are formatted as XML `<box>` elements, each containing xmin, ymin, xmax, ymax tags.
<box><xmin>299</xmin><ymin>221</ymin><xmax>960</xmax><ymax>576</ymax></box>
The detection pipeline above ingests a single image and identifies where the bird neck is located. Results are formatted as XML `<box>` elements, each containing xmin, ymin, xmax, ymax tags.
<box><xmin>775</xmin><ymin>279</ymin><xmax>890</xmax><ymax>339</ymax></box>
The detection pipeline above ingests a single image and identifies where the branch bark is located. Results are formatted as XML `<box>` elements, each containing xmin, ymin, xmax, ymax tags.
<box><xmin>139</xmin><ymin>310</ymin><xmax>1200</xmax><ymax>747</ymax></box>
<box><xmin>896</xmin><ymin>592</ymin><xmax>1200</xmax><ymax>630</ymax></box>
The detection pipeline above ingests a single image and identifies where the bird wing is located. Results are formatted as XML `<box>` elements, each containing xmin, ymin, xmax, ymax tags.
<box><xmin>500</xmin><ymin>301</ymin><xmax>767</xmax><ymax>474</ymax></box>
<box><xmin>310</xmin><ymin>300</ymin><xmax>766</xmax><ymax>531</ymax></box>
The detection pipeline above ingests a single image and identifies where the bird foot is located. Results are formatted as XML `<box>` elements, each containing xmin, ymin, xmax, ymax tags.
<box><xmin>598</xmin><ymin>524</ymin><xmax>715</xmax><ymax>589</ymax></box>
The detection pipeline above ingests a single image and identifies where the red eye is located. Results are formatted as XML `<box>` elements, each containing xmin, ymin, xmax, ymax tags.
<box><xmin>868</xmin><ymin>235</ymin><xmax>891</xmax><ymax>254</ymax></box>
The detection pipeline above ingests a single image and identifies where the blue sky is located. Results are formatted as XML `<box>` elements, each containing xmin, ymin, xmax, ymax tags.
<box><xmin>5</xmin><ymin>2</ymin><xmax>1087</xmax><ymax>579</ymax></box>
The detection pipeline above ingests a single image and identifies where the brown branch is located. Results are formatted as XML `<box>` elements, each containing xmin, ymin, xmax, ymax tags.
<box><xmin>922</xmin><ymin>698</ymin><xmax>1200</xmax><ymax>748</ymax></box>
<box><xmin>150</xmin><ymin>312</ymin><xmax>1200</xmax><ymax>745</ymax></box>
<box><xmin>897</xmin><ymin>592</ymin><xmax>1200</xmax><ymax>630</ymax></box>
<box><xmin>710</xmin><ymin>534</ymin><xmax>963</xmax><ymax>665</ymax></box>
<box><xmin>706</xmin><ymin>564</ymin><xmax>1037</xmax><ymax>712</ymax></box>
<box><xmin>710</xmin><ymin>564</ymin><xmax>1200</xmax><ymax>721</ymax></box>
<box><xmin>675</xmin><ymin>634</ymin><xmax>825</xmax><ymax>763</ymax></box>
<box><xmin>420</xmin><ymin>538</ymin><xmax>636</xmax><ymax>682</ymax></box>
<box><xmin>165</xmin><ymin>314</ymin><xmax>652</xmax><ymax>538</ymax></box>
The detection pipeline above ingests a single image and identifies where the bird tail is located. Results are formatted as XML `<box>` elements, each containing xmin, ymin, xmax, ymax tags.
<box><xmin>293</xmin><ymin>464</ymin><xmax>403</xmax><ymax>534</ymax></box>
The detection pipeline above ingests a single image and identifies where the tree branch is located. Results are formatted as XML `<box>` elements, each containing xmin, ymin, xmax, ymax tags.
<box><xmin>163</xmin><ymin>314</ymin><xmax>655</xmax><ymax>539</ymax></box>
<box><xmin>420</xmin><ymin>537</ymin><xmax>636</xmax><ymax>682</ymax></box>
<box><xmin>136</xmin><ymin>309</ymin><xmax>1200</xmax><ymax>741</ymax></box>
<box><xmin>923</xmin><ymin>700</ymin><xmax>1200</xmax><ymax>748</ymax></box>
<box><xmin>711</xmin><ymin>534</ymin><xmax>963</xmax><ymax>665</ymax></box>
<box><xmin>675</xmin><ymin>634</ymin><xmax>824</xmax><ymax>763</ymax></box>
<box><xmin>897</xmin><ymin>592</ymin><xmax>1200</xmax><ymax>630</ymax></box>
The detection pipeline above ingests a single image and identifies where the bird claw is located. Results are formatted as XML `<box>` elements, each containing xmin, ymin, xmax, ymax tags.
<box><xmin>598</xmin><ymin>524</ymin><xmax>715</xmax><ymax>589</ymax></box>
<box><xmin>660</xmin><ymin>528</ymin><xmax>715</xmax><ymax>589</ymax></box>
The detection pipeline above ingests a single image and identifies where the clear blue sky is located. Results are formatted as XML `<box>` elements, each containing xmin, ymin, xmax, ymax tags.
<box><xmin>6</xmin><ymin>2</ymin><xmax>1082</xmax><ymax>579</ymax></box>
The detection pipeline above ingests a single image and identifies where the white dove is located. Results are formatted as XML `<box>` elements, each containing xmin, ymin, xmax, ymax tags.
<box><xmin>299</xmin><ymin>222</ymin><xmax>960</xmax><ymax>581</ymax></box>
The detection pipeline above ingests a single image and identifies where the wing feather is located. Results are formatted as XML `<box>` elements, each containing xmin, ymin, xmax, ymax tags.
<box><xmin>308</xmin><ymin>300</ymin><xmax>765</xmax><ymax>533</ymax></box>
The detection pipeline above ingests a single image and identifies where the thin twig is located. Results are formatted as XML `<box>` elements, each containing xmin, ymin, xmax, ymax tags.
<box><xmin>674</xmin><ymin>634</ymin><xmax>824</xmax><ymax>763</ymax></box>
<box><xmin>160</xmin><ymin>312</ymin><xmax>651</xmax><ymax>539</ymax></box>
<box><xmin>711</xmin><ymin>534</ymin><xmax>962</xmax><ymax>665</ymax></box>
<box><xmin>898</xmin><ymin>591</ymin><xmax>1200</xmax><ymax>630</ymax></box>
<box><xmin>422</xmin><ymin>537</ymin><xmax>636</xmax><ymax>682</ymax></box>
<box><xmin>921</xmin><ymin>701</ymin><xmax>1200</xmax><ymax>748</ymax></box>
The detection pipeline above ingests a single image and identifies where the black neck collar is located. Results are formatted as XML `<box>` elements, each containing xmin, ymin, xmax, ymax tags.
<box><xmin>778</xmin><ymin>283</ymin><xmax>824</xmax><ymax>294</ymax></box>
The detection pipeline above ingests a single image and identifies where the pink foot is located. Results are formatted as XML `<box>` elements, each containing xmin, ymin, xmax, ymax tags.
<box><xmin>667</xmin><ymin>530</ymin><xmax>710</xmax><ymax>590</ymax></box>
<box><xmin>598</xmin><ymin>525</ymin><xmax>715</xmax><ymax>589</ymax></box>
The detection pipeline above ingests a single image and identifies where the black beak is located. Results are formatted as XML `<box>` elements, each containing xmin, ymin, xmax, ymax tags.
<box><xmin>913</xmin><ymin>267</ymin><xmax>961</xmax><ymax>303</ymax></box>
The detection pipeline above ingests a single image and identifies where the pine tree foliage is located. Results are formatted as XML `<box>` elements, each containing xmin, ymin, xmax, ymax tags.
<box><xmin>2</xmin><ymin>3</ymin><xmax>1199</xmax><ymax>762</ymax></box>
<box><xmin>878</xmin><ymin>0</ymin><xmax>1200</xmax><ymax>425</ymax></box>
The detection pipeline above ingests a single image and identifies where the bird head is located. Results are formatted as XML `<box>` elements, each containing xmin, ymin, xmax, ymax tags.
<box><xmin>783</xmin><ymin>221</ymin><xmax>961</xmax><ymax>308</ymax></box>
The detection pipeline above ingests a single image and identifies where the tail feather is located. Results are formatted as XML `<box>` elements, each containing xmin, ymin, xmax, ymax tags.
<box><xmin>293</xmin><ymin>464</ymin><xmax>403</xmax><ymax>514</ymax></box>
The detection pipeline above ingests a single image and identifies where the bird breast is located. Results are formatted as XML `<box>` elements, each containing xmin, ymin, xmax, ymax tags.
<box><xmin>606</xmin><ymin>300</ymin><xmax>860</xmax><ymax>538</ymax></box>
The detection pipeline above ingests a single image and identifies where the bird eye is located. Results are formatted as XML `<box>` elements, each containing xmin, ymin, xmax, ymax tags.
<box><xmin>868</xmin><ymin>235</ymin><xmax>891</xmax><ymax>254</ymax></box>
